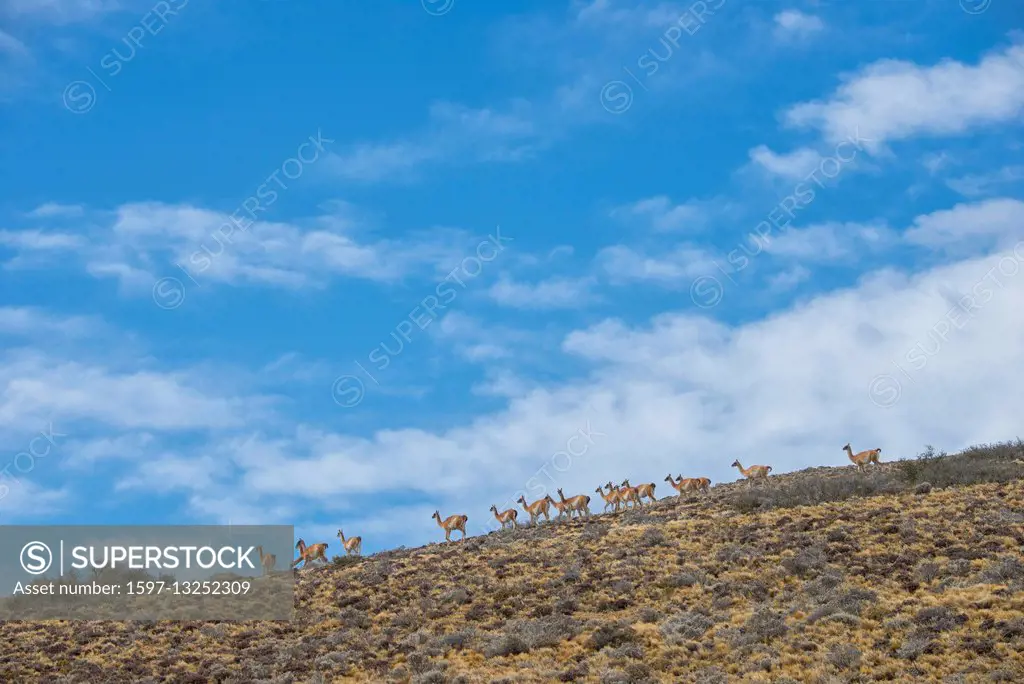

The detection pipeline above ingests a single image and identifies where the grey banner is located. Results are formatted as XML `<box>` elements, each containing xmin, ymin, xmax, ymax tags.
<box><xmin>0</xmin><ymin>525</ymin><xmax>295</xmax><ymax>620</ymax></box>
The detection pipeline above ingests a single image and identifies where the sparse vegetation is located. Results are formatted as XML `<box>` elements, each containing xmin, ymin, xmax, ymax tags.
<box><xmin>0</xmin><ymin>441</ymin><xmax>1021</xmax><ymax>681</ymax></box>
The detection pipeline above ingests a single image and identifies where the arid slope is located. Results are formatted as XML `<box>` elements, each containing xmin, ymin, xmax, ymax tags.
<box><xmin>1</xmin><ymin>445</ymin><xmax>1023</xmax><ymax>683</ymax></box>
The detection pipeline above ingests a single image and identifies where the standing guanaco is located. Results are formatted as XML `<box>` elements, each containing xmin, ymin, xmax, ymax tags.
<box><xmin>489</xmin><ymin>504</ymin><xmax>519</xmax><ymax>530</ymax></box>
<box><xmin>544</xmin><ymin>494</ymin><xmax>572</xmax><ymax>521</ymax></box>
<box><xmin>432</xmin><ymin>510</ymin><xmax>468</xmax><ymax>542</ymax></box>
<box><xmin>557</xmin><ymin>488</ymin><xmax>592</xmax><ymax>519</ymax></box>
<box><xmin>666</xmin><ymin>475</ymin><xmax>711</xmax><ymax>497</ymax></box>
<box><xmin>621</xmin><ymin>479</ymin><xmax>656</xmax><ymax>505</ymax></box>
<box><xmin>731</xmin><ymin>460</ymin><xmax>771</xmax><ymax>487</ymax></box>
<box><xmin>664</xmin><ymin>474</ymin><xmax>691</xmax><ymax>499</ymax></box>
<box><xmin>336</xmin><ymin>529</ymin><xmax>362</xmax><ymax>556</ymax></box>
<box><xmin>291</xmin><ymin>539</ymin><xmax>328</xmax><ymax>569</ymax></box>
<box><xmin>843</xmin><ymin>444</ymin><xmax>882</xmax><ymax>472</ymax></box>
<box><xmin>256</xmin><ymin>545</ymin><xmax>276</xmax><ymax>575</ymax></box>
<box><xmin>607</xmin><ymin>481</ymin><xmax>641</xmax><ymax>509</ymax></box>
<box><xmin>595</xmin><ymin>484</ymin><xmax>622</xmax><ymax>512</ymax></box>
<box><xmin>517</xmin><ymin>494</ymin><xmax>552</xmax><ymax>526</ymax></box>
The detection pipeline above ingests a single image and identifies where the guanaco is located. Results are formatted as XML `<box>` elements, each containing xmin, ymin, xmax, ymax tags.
<box><xmin>432</xmin><ymin>510</ymin><xmax>468</xmax><ymax>542</ymax></box>
<box><xmin>595</xmin><ymin>484</ymin><xmax>622</xmax><ymax>513</ymax></box>
<box><xmin>622</xmin><ymin>478</ymin><xmax>656</xmax><ymax>505</ymax></box>
<box><xmin>256</xmin><ymin>545</ymin><xmax>276</xmax><ymax>575</ymax></box>
<box><xmin>843</xmin><ymin>444</ymin><xmax>882</xmax><ymax>472</ymax></box>
<box><xmin>291</xmin><ymin>539</ymin><xmax>328</xmax><ymax>569</ymax></box>
<box><xmin>731</xmin><ymin>460</ymin><xmax>771</xmax><ymax>487</ymax></box>
<box><xmin>607</xmin><ymin>481</ymin><xmax>641</xmax><ymax>508</ymax></box>
<box><xmin>668</xmin><ymin>475</ymin><xmax>711</xmax><ymax>496</ymax></box>
<box><xmin>665</xmin><ymin>474</ymin><xmax>694</xmax><ymax>499</ymax></box>
<box><xmin>517</xmin><ymin>494</ymin><xmax>552</xmax><ymax>526</ymax></box>
<box><xmin>545</xmin><ymin>494</ymin><xmax>572</xmax><ymax>521</ymax></box>
<box><xmin>489</xmin><ymin>504</ymin><xmax>519</xmax><ymax>530</ymax></box>
<box><xmin>336</xmin><ymin>529</ymin><xmax>362</xmax><ymax>556</ymax></box>
<box><xmin>557</xmin><ymin>488</ymin><xmax>592</xmax><ymax>519</ymax></box>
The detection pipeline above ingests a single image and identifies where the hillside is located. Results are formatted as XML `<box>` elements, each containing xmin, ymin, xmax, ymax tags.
<box><xmin>2</xmin><ymin>444</ymin><xmax>1023</xmax><ymax>683</ymax></box>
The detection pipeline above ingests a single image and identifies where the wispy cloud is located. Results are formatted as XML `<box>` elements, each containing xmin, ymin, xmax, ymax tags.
<box><xmin>763</xmin><ymin>221</ymin><xmax>896</xmax><ymax>261</ymax></box>
<box><xmin>596</xmin><ymin>243</ymin><xmax>710</xmax><ymax>286</ymax></box>
<box><xmin>610</xmin><ymin>195</ymin><xmax>708</xmax><ymax>232</ymax></box>
<box><xmin>786</xmin><ymin>41</ymin><xmax>1024</xmax><ymax>150</ymax></box>
<box><xmin>487</xmin><ymin>275</ymin><xmax>598</xmax><ymax>309</ymax></box>
<box><xmin>324</xmin><ymin>100</ymin><xmax>540</xmax><ymax>183</ymax></box>
<box><xmin>773</xmin><ymin>9</ymin><xmax>824</xmax><ymax>40</ymax></box>
<box><xmin>1</xmin><ymin>0</ymin><xmax>124</xmax><ymax>26</ymax></box>
<box><xmin>748</xmin><ymin>145</ymin><xmax>823</xmax><ymax>179</ymax></box>
<box><xmin>946</xmin><ymin>165</ymin><xmax>1024</xmax><ymax>198</ymax></box>
<box><xmin>1</xmin><ymin>201</ymin><xmax>487</xmax><ymax>294</ymax></box>
<box><xmin>903</xmin><ymin>197</ymin><xmax>1024</xmax><ymax>252</ymax></box>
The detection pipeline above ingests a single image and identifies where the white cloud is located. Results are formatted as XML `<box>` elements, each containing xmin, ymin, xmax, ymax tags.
<box><xmin>611</xmin><ymin>195</ymin><xmax>706</xmax><ymax>232</ymax></box>
<box><xmin>921</xmin><ymin>151</ymin><xmax>952</xmax><ymax>175</ymax></box>
<box><xmin>0</xmin><ymin>229</ymin><xmax>85</xmax><ymax>251</ymax></box>
<box><xmin>748</xmin><ymin>145</ymin><xmax>823</xmax><ymax>179</ymax></box>
<box><xmin>767</xmin><ymin>265</ymin><xmax>811</xmax><ymax>291</ymax></box>
<box><xmin>62</xmin><ymin>432</ymin><xmax>157</xmax><ymax>468</ymax></box>
<box><xmin>430</xmin><ymin>312</ymin><xmax>542</xmax><ymax>365</ymax></box>
<box><xmin>764</xmin><ymin>221</ymin><xmax>896</xmax><ymax>261</ymax></box>
<box><xmin>785</xmin><ymin>42</ymin><xmax>1024</xmax><ymax>150</ymax></box>
<box><xmin>1</xmin><ymin>0</ymin><xmax>123</xmax><ymax>25</ymax></box>
<box><xmin>903</xmin><ymin>197</ymin><xmax>1024</xmax><ymax>251</ymax></box>
<box><xmin>571</xmin><ymin>0</ymin><xmax>685</xmax><ymax>30</ymax></box>
<box><xmin>0</xmin><ymin>347</ymin><xmax>273</xmax><ymax>432</ymax></box>
<box><xmin>0</xmin><ymin>307</ymin><xmax>102</xmax><ymax>338</ymax></box>
<box><xmin>773</xmin><ymin>10</ymin><xmax>824</xmax><ymax>40</ymax></box>
<box><xmin>487</xmin><ymin>275</ymin><xmax>597</xmax><ymax>309</ymax></box>
<box><xmin>596</xmin><ymin>243</ymin><xmax>710</xmax><ymax>285</ymax></box>
<box><xmin>0</xmin><ymin>480</ymin><xmax>69</xmax><ymax>521</ymax></box>
<box><xmin>1</xmin><ymin>201</ymin><xmax>482</xmax><ymax>293</ymax></box>
<box><xmin>946</xmin><ymin>165</ymin><xmax>1024</xmax><ymax>198</ymax></box>
<box><xmin>26</xmin><ymin>202</ymin><xmax>86</xmax><ymax>218</ymax></box>
<box><xmin>325</xmin><ymin>100</ymin><xmax>539</xmax><ymax>183</ymax></box>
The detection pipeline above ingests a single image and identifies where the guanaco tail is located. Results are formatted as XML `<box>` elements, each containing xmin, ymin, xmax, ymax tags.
<box><xmin>489</xmin><ymin>504</ymin><xmax>519</xmax><ymax>530</ymax></box>
<box><xmin>291</xmin><ymin>538</ymin><xmax>328</xmax><ymax>569</ymax></box>
<box><xmin>337</xmin><ymin>529</ymin><xmax>362</xmax><ymax>556</ymax></box>
<box><xmin>432</xmin><ymin>510</ymin><xmax>468</xmax><ymax>542</ymax></box>
<box><xmin>731</xmin><ymin>460</ymin><xmax>772</xmax><ymax>487</ymax></box>
<box><xmin>843</xmin><ymin>443</ymin><xmax>882</xmax><ymax>472</ymax></box>
<box><xmin>517</xmin><ymin>494</ymin><xmax>552</xmax><ymax>526</ymax></box>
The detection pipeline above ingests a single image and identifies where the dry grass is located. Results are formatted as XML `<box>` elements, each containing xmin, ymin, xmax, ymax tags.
<box><xmin>1</xmin><ymin>443</ymin><xmax>1023</xmax><ymax>682</ymax></box>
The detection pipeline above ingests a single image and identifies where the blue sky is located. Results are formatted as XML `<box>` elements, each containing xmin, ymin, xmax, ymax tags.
<box><xmin>1</xmin><ymin>0</ymin><xmax>1023</xmax><ymax>555</ymax></box>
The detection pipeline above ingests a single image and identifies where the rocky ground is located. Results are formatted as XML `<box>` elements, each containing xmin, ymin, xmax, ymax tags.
<box><xmin>1</xmin><ymin>442</ymin><xmax>1022</xmax><ymax>683</ymax></box>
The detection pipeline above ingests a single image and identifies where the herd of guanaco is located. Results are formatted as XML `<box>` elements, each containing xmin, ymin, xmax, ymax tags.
<box><xmin>284</xmin><ymin>443</ymin><xmax>884</xmax><ymax>563</ymax></box>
